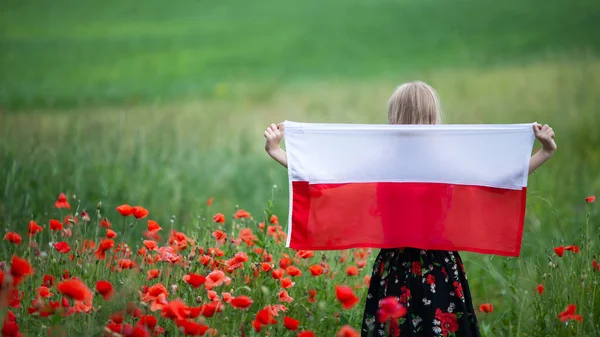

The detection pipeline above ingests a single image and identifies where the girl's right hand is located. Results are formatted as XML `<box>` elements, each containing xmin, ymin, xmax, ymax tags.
<box><xmin>533</xmin><ymin>123</ymin><xmax>556</xmax><ymax>154</ymax></box>
<box><xmin>264</xmin><ymin>123</ymin><xmax>284</xmax><ymax>154</ymax></box>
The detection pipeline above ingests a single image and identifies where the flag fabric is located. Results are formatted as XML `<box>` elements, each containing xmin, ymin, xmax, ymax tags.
<box><xmin>283</xmin><ymin>121</ymin><xmax>536</xmax><ymax>257</ymax></box>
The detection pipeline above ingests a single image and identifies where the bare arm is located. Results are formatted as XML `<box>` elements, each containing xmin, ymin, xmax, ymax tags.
<box><xmin>264</xmin><ymin>123</ymin><xmax>287</xmax><ymax>168</ymax></box>
<box><xmin>528</xmin><ymin>123</ymin><xmax>556</xmax><ymax>175</ymax></box>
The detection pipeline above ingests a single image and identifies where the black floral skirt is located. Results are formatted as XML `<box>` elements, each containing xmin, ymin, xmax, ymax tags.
<box><xmin>361</xmin><ymin>248</ymin><xmax>481</xmax><ymax>337</ymax></box>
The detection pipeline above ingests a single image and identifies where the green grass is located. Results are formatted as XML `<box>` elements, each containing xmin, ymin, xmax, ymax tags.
<box><xmin>1</xmin><ymin>0</ymin><xmax>600</xmax><ymax>109</ymax></box>
<box><xmin>2</xmin><ymin>0</ymin><xmax>600</xmax><ymax>335</ymax></box>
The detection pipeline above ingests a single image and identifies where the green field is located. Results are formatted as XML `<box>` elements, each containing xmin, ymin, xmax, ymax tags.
<box><xmin>1</xmin><ymin>0</ymin><xmax>600</xmax><ymax>336</ymax></box>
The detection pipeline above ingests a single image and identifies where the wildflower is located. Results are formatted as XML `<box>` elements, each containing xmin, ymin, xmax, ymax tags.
<box><xmin>50</xmin><ymin>219</ymin><xmax>63</xmax><ymax>231</ymax></box>
<box><xmin>10</xmin><ymin>255</ymin><xmax>34</xmax><ymax>286</ymax></box>
<box><xmin>143</xmin><ymin>240</ymin><xmax>158</xmax><ymax>251</ymax></box>
<box><xmin>147</xmin><ymin>269</ymin><xmax>160</xmax><ymax>280</ymax></box>
<box><xmin>53</xmin><ymin>242</ymin><xmax>71</xmax><ymax>254</ymax></box>
<box><xmin>557</xmin><ymin>304</ymin><xmax>582</xmax><ymax>322</ymax></box>
<box><xmin>346</xmin><ymin>266</ymin><xmax>359</xmax><ymax>276</ymax></box>
<box><xmin>204</xmin><ymin>270</ymin><xmax>231</xmax><ymax>290</ymax></box>
<box><xmin>565</xmin><ymin>245</ymin><xmax>579</xmax><ymax>253</ymax></box>
<box><xmin>178</xmin><ymin>320</ymin><xmax>209</xmax><ymax>336</ymax></box>
<box><xmin>28</xmin><ymin>221</ymin><xmax>43</xmax><ymax>237</ymax></box>
<box><xmin>270</xmin><ymin>215</ymin><xmax>279</xmax><ymax>224</ymax></box>
<box><xmin>117</xmin><ymin>204</ymin><xmax>133</xmax><ymax>216</ymax></box>
<box><xmin>272</xmin><ymin>269</ymin><xmax>285</xmax><ymax>279</ymax></box>
<box><xmin>280</xmin><ymin>278</ymin><xmax>295</xmax><ymax>289</ymax></box>
<box><xmin>296</xmin><ymin>250</ymin><xmax>314</xmax><ymax>259</ymax></box>
<box><xmin>279</xmin><ymin>290</ymin><xmax>294</xmax><ymax>303</ymax></box>
<box><xmin>336</xmin><ymin>325</ymin><xmax>360</xmax><ymax>337</ymax></box>
<box><xmin>57</xmin><ymin>278</ymin><xmax>92</xmax><ymax>301</ymax></box>
<box><xmin>335</xmin><ymin>285</ymin><xmax>359</xmax><ymax>309</ymax></box>
<box><xmin>286</xmin><ymin>266</ymin><xmax>302</xmax><ymax>277</ymax></box>
<box><xmin>43</xmin><ymin>274</ymin><xmax>56</xmax><ymax>287</ymax></box>
<box><xmin>212</xmin><ymin>230</ymin><xmax>227</xmax><ymax>244</ymax></box>
<box><xmin>307</xmin><ymin>290</ymin><xmax>316</xmax><ymax>303</ymax></box>
<box><xmin>536</xmin><ymin>284</ymin><xmax>544</xmax><ymax>294</ymax></box>
<box><xmin>55</xmin><ymin>193</ymin><xmax>71</xmax><ymax>209</ymax></box>
<box><xmin>364</xmin><ymin>275</ymin><xmax>371</xmax><ymax>287</ymax></box>
<box><xmin>183</xmin><ymin>273</ymin><xmax>206</xmax><ymax>288</ymax></box>
<box><xmin>284</xmin><ymin>316</ymin><xmax>300</xmax><ymax>330</ymax></box>
<box><xmin>585</xmin><ymin>196</ymin><xmax>596</xmax><ymax>203</ymax></box>
<box><xmin>234</xmin><ymin>210</ymin><xmax>251</xmax><ymax>219</ymax></box>
<box><xmin>100</xmin><ymin>218</ymin><xmax>112</xmax><ymax>228</ymax></box>
<box><xmin>207</xmin><ymin>197</ymin><xmax>214</xmax><ymax>206</ymax></box>
<box><xmin>117</xmin><ymin>259</ymin><xmax>135</xmax><ymax>269</ymax></box>
<box><xmin>96</xmin><ymin>280</ymin><xmax>115</xmax><ymax>301</ymax></box>
<box><xmin>106</xmin><ymin>229</ymin><xmax>117</xmax><ymax>239</ymax></box>
<box><xmin>377</xmin><ymin>296</ymin><xmax>407</xmax><ymax>322</ymax></box>
<box><xmin>147</xmin><ymin>220</ymin><xmax>162</xmax><ymax>234</ymax></box>
<box><xmin>554</xmin><ymin>246</ymin><xmax>565</xmax><ymax>257</ymax></box>
<box><xmin>231</xmin><ymin>296</ymin><xmax>254</xmax><ymax>309</ymax></box>
<box><xmin>479</xmin><ymin>303</ymin><xmax>493</xmax><ymax>313</ymax></box>
<box><xmin>95</xmin><ymin>239</ymin><xmax>115</xmax><ymax>260</ymax></box>
<box><xmin>4</xmin><ymin>232</ymin><xmax>22</xmax><ymax>245</ymax></box>
<box><xmin>80</xmin><ymin>211</ymin><xmax>90</xmax><ymax>222</ymax></box>
<box><xmin>132</xmin><ymin>206</ymin><xmax>149</xmax><ymax>219</ymax></box>
<box><xmin>212</xmin><ymin>213</ymin><xmax>225</xmax><ymax>223</ymax></box>
<box><xmin>138</xmin><ymin>315</ymin><xmax>158</xmax><ymax>330</ymax></box>
<box><xmin>297</xmin><ymin>332</ymin><xmax>315</xmax><ymax>337</ymax></box>
<box><xmin>37</xmin><ymin>286</ymin><xmax>54</xmax><ymax>298</ymax></box>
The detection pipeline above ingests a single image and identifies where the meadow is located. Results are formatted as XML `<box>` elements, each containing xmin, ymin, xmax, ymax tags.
<box><xmin>1</xmin><ymin>0</ymin><xmax>600</xmax><ymax>336</ymax></box>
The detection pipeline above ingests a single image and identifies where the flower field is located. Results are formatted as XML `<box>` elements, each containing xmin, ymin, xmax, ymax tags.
<box><xmin>1</xmin><ymin>192</ymin><xmax>598</xmax><ymax>336</ymax></box>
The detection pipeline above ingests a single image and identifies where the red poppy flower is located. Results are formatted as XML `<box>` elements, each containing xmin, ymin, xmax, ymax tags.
<box><xmin>283</xmin><ymin>316</ymin><xmax>299</xmax><ymax>330</ymax></box>
<box><xmin>346</xmin><ymin>266</ymin><xmax>359</xmax><ymax>276</ymax></box>
<box><xmin>37</xmin><ymin>286</ymin><xmax>54</xmax><ymax>298</ymax></box>
<box><xmin>117</xmin><ymin>204</ymin><xmax>134</xmax><ymax>216</ymax></box>
<box><xmin>28</xmin><ymin>220</ymin><xmax>43</xmax><ymax>237</ymax></box>
<box><xmin>335</xmin><ymin>285</ymin><xmax>359</xmax><ymax>309</ymax></box>
<box><xmin>204</xmin><ymin>270</ymin><xmax>231</xmax><ymax>290</ymax></box>
<box><xmin>280</xmin><ymin>278</ymin><xmax>295</xmax><ymax>289</ymax></box>
<box><xmin>585</xmin><ymin>196</ymin><xmax>596</xmax><ymax>203</ymax></box>
<box><xmin>278</xmin><ymin>290</ymin><xmax>294</xmax><ymax>303</ymax></box>
<box><xmin>593</xmin><ymin>260</ymin><xmax>600</xmax><ymax>272</ymax></box>
<box><xmin>96</xmin><ymin>280</ymin><xmax>115</xmax><ymax>301</ymax></box>
<box><xmin>132</xmin><ymin>206</ymin><xmax>149</xmax><ymax>219</ymax></box>
<box><xmin>296</xmin><ymin>250</ymin><xmax>314</xmax><ymax>259</ymax></box>
<box><xmin>55</xmin><ymin>193</ymin><xmax>71</xmax><ymax>209</ymax></box>
<box><xmin>4</xmin><ymin>232</ymin><xmax>22</xmax><ymax>245</ymax></box>
<box><xmin>554</xmin><ymin>246</ymin><xmax>565</xmax><ymax>257</ymax></box>
<box><xmin>261</xmin><ymin>263</ymin><xmax>273</xmax><ymax>272</ymax></box>
<box><xmin>231</xmin><ymin>296</ymin><xmax>254</xmax><ymax>309</ymax></box>
<box><xmin>212</xmin><ymin>230</ymin><xmax>227</xmax><ymax>243</ymax></box>
<box><xmin>118</xmin><ymin>259</ymin><xmax>134</xmax><ymax>269</ymax></box>
<box><xmin>106</xmin><ymin>229</ymin><xmax>117</xmax><ymax>238</ymax></box>
<box><xmin>557</xmin><ymin>304</ymin><xmax>582</xmax><ymax>322</ymax></box>
<box><xmin>95</xmin><ymin>239</ymin><xmax>114</xmax><ymax>260</ymax></box>
<box><xmin>308</xmin><ymin>265</ymin><xmax>323</xmax><ymax>276</ymax></box>
<box><xmin>178</xmin><ymin>320</ymin><xmax>209</xmax><ymax>336</ymax></box>
<box><xmin>307</xmin><ymin>290</ymin><xmax>317</xmax><ymax>303</ymax></box>
<box><xmin>336</xmin><ymin>325</ymin><xmax>360</xmax><ymax>337</ymax></box>
<box><xmin>53</xmin><ymin>242</ymin><xmax>71</xmax><ymax>254</ymax></box>
<box><xmin>138</xmin><ymin>315</ymin><xmax>158</xmax><ymax>329</ymax></box>
<box><xmin>270</xmin><ymin>215</ymin><xmax>279</xmax><ymax>224</ymax></box>
<box><xmin>57</xmin><ymin>278</ymin><xmax>92</xmax><ymax>301</ymax></box>
<box><xmin>100</xmin><ymin>218</ymin><xmax>112</xmax><ymax>228</ymax></box>
<box><xmin>364</xmin><ymin>275</ymin><xmax>371</xmax><ymax>287</ymax></box>
<box><xmin>256</xmin><ymin>307</ymin><xmax>277</xmax><ymax>325</ymax></box>
<box><xmin>182</xmin><ymin>273</ymin><xmax>206</xmax><ymax>288</ymax></box>
<box><xmin>536</xmin><ymin>284</ymin><xmax>544</xmax><ymax>294</ymax></box>
<box><xmin>147</xmin><ymin>220</ymin><xmax>162</xmax><ymax>234</ymax></box>
<box><xmin>143</xmin><ymin>240</ymin><xmax>158</xmax><ymax>251</ymax></box>
<box><xmin>50</xmin><ymin>219</ymin><xmax>63</xmax><ymax>231</ymax></box>
<box><xmin>43</xmin><ymin>274</ymin><xmax>56</xmax><ymax>287</ymax></box>
<box><xmin>200</xmin><ymin>301</ymin><xmax>224</xmax><ymax>318</ymax></box>
<box><xmin>297</xmin><ymin>332</ymin><xmax>315</xmax><ymax>337</ymax></box>
<box><xmin>234</xmin><ymin>209</ymin><xmax>251</xmax><ymax>219</ymax></box>
<box><xmin>161</xmin><ymin>299</ymin><xmax>188</xmax><ymax>321</ymax></box>
<box><xmin>10</xmin><ymin>255</ymin><xmax>34</xmax><ymax>286</ymax></box>
<box><xmin>146</xmin><ymin>269</ymin><xmax>160</xmax><ymax>281</ymax></box>
<box><xmin>565</xmin><ymin>245</ymin><xmax>579</xmax><ymax>253</ymax></box>
<box><xmin>286</xmin><ymin>266</ymin><xmax>302</xmax><ymax>277</ymax></box>
<box><xmin>212</xmin><ymin>213</ymin><xmax>225</xmax><ymax>223</ymax></box>
<box><xmin>479</xmin><ymin>303</ymin><xmax>493</xmax><ymax>313</ymax></box>
<box><xmin>377</xmin><ymin>296</ymin><xmax>407</xmax><ymax>322</ymax></box>
<box><xmin>272</xmin><ymin>269</ymin><xmax>285</xmax><ymax>279</ymax></box>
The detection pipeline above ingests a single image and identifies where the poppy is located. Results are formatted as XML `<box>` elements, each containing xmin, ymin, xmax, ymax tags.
<box><xmin>336</xmin><ymin>325</ymin><xmax>360</xmax><ymax>337</ymax></box>
<box><xmin>231</xmin><ymin>296</ymin><xmax>253</xmax><ymax>309</ymax></box>
<box><xmin>284</xmin><ymin>316</ymin><xmax>299</xmax><ymax>330</ymax></box>
<box><xmin>272</xmin><ymin>269</ymin><xmax>285</xmax><ymax>279</ymax></box>
<box><xmin>204</xmin><ymin>270</ymin><xmax>231</xmax><ymax>290</ymax></box>
<box><xmin>50</xmin><ymin>219</ymin><xmax>63</xmax><ymax>231</ymax></box>
<box><xmin>585</xmin><ymin>196</ymin><xmax>596</xmax><ymax>203</ymax></box>
<box><xmin>28</xmin><ymin>221</ymin><xmax>43</xmax><ymax>237</ymax></box>
<box><xmin>297</xmin><ymin>332</ymin><xmax>315</xmax><ymax>337</ymax></box>
<box><xmin>55</xmin><ymin>193</ymin><xmax>71</xmax><ymax>209</ymax></box>
<box><xmin>96</xmin><ymin>280</ymin><xmax>115</xmax><ymax>301</ymax></box>
<box><xmin>53</xmin><ymin>242</ymin><xmax>71</xmax><ymax>254</ymax></box>
<box><xmin>377</xmin><ymin>296</ymin><xmax>407</xmax><ymax>322</ymax></box>
<box><xmin>100</xmin><ymin>218</ymin><xmax>112</xmax><ymax>228</ymax></box>
<box><xmin>278</xmin><ymin>290</ymin><xmax>294</xmax><ymax>303</ymax></box>
<box><xmin>307</xmin><ymin>290</ymin><xmax>317</xmax><ymax>303</ymax></box>
<box><xmin>131</xmin><ymin>206</ymin><xmax>149</xmax><ymax>219</ymax></box>
<box><xmin>280</xmin><ymin>278</ymin><xmax>295</xmax><ymax>289</ymax></box>
<box><xmin>296</xmin><ymin>250</ymin><xmax>314</xmax><ymax>259</ymax></box>
<box><xmin>554</xmin><ymin>246</ymin><xmax>565</xmax><ymax>257</ymax></box>
<box><xmin>10</xmin><ymin>255</ymin><xmax>34</xmax><ymax>286</ymax></box>
<box><xmin>536</xmin><ymin>284</ymin><xmax>545</xmax><ymax>294</ymax></box>
<box><xmin>106</xmin><ymin>229</ymin><xmax>117</xmax><ymax>239</ymax></box>
<box><xmin>335</xmin><ymin>285</ymin><xmax>359</xmax><ymax>309</ymax></box>
<box><xmin>212</xmin><ymin>213</ymin><xmax>225</xmax><ymax>223</ymax></box>
<box><xmin>557</xmin><ymin>304</ymin><xmax>583</xmax><ymax>322</ymax></box>
<box><xmin>270</xmin><ymin>215</ymin><xmax>278</xmax><ymax>224</ymax></box>
<box><xmin>234</xmin><ymin>210</ymin><xmax>251</xmax><ymax>219</ymax></box>
<box><xmin>57</xmin><ymin>278</ymin><xmax>92</xmax><ymax>301</ymax></box>
<box><xmin>117</xmin><ymin>204</ymin><xmax>133</xmax><ymax>216</ymax></box>
<box><xmin>286</xmin><ymin>266</ymin><xmax>302</xmax><ymax>277</ymax></box>
<box><xmin>346</xmin><ymin>266</ymin><xmax>359</xmax><ymax>276</ymax></box>
<box><xmin>479</xmin><ymin>303</ymin><xmax>493</xmax><ymax>313</ymax></box>
<box><xmin>147</xmin><ymin>220</ymin><xmax>162</xmax><ymax>234</ymax></box>
<box><xmin>95</xmin><ymin>239</ymin><xmax>114</xmax><ymax>260</ymax></box>
<box><xmin>4</xmin><ymin>232</ymin><xmax>21</xmax><ymax>245</ymax></box>
<box><xmin>138</xmin><ymin>315</ymin><xmax>158</xmax><ymax>330</ymax></box>
<box><xmin>183</xmin><ymin>273</ymin><xmax>206</xmax><ymax>288</ymax></box>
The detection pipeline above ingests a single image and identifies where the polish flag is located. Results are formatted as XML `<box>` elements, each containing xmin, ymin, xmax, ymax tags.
<box><xmin>283</xmin><ymin>121</ymin><xmax>536</xmax><ymax>257</ymax></box>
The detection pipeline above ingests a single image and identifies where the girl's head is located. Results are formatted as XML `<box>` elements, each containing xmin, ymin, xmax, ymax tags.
<box><xmin>387</xmin><ymin>81</ymin><xmax>442</xmax><ymax>125</ymax></box>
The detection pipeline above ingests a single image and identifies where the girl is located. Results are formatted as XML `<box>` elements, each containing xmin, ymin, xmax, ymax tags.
<box><xmin>263</xmin><ymin>81</ymin><xmax>556</xmax><ymax>337</ymax></box>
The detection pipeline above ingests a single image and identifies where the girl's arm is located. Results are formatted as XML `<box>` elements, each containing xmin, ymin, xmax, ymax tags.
<box><xmin>528</xmin><ymin>123</ymin><xmax>556</xmax><ymax>175</ymax></box>
<box><xmin>264</xmin><ymin>123</ymin><xmax>288</xmax><ymax>168</ymax></box>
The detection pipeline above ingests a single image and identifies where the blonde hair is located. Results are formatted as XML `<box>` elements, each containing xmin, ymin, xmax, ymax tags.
<box><xmin>388</xmin><ymin>81</ymin><xmax>442</xmax><ymax>125</ymax></box>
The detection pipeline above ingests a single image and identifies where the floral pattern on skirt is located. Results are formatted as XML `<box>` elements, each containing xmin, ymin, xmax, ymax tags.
<box><xmin>361</xmin><ymin>248</ymin><xmax>481</xmax><ymax>337</ymax></box>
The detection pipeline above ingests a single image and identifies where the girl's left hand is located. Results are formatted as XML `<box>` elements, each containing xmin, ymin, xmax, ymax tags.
<box><xmin>533</xmin><ymin>123</ymin><xmax>556</xmax><ymax>154</ymax></box>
